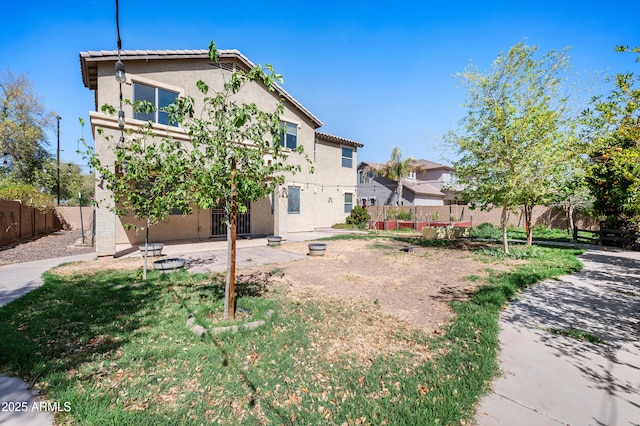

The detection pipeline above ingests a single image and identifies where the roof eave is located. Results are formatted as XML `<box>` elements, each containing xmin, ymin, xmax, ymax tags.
<box><xmin>79</xmin><ymin>49</ymin><xmax>323</xmax><ymax>128</ymax></box>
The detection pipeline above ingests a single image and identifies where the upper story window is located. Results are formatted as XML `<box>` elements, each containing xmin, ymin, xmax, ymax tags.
<box><xmin>408</xmin><ymin>171</ymin><xmax>416</xmax><ymax>180</ymax></box>
<box><xmin>341</xmin><ymin>147</ymin><xmax>353</xmax><ymax>168</ymax></box>
<box><xmin>358</xmin><ymin>169</ymin><xmax>374</xmax><ymax>184</ymax></box>
<box><xmin>280</xmin><ymin>122</ymin><xmax>297</xmax><ymax>149</ymax></box>
<box><xmin>133</xmin><ymin>82</ymin><xmax>179</xmax><ymax>127</ymax></box>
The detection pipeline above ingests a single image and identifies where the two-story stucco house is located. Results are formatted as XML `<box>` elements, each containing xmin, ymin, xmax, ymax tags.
<box><xmin>79</xmin><ymin>49</ymin><xmax>363</xmax><ymax>256</ymax></box>
<box><xmin>356</xmin><ymin>159</ymin><xmax>459</xmax><ymax>207</ymax></box>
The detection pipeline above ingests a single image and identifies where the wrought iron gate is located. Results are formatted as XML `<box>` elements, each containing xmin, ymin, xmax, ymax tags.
<box><xmin>211</xmin><ymin>206</ymin><xmax>251</xmax><ymax>237</ymax></box>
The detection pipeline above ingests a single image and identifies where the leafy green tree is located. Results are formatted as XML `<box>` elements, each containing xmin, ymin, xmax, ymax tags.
<box><xmin>551</xmin><ymin>164</ymin><xmax>594</xmax><ymax>233</ymax></box>
<box><xmin>34</xmin><ymin>160</ymin><xmax>86</xmax><ymax>204</ymax></box>
<box><xmin>0</xmin><ymin>70</ymin><xmax>53</xmax><ymax>184</ymax></box>
<box><xmin>88</xmin><ymin>121</ymin><xmax>192</xmax><ymax>279</ymax></box>
<box><xmin>583</xmin><ymin>47</ymin><xmax>640</xmax><ymax>231</ymax></box>
<box><xmin>447</xmin><ymin>42</ymin><xmax>574</xmax><ymax>252</ymax></box>
<box><xmin>166</xmin><ymin>42</ymin><xmax>311</xmax><ymax>319</ymax></box>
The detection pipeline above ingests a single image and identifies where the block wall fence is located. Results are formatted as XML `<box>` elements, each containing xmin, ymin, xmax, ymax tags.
<box><xmin>365</xmin><ymin>205</ymin><xmax>598</xmax><ymax>231</ymax></box>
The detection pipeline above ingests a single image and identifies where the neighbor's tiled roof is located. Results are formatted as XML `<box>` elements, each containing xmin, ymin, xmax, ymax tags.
<box><xmin>79</xmin><ymin>49</ymin><xmax>323</xmax><ymax>128</ymax></box>
<box><xmin>315</xmin><ymin>131</ymin><xmax>363</xmax><ymax>148</ymax></box>
<box><xmin>402</xmin><ymin>180</ymin><xmax>446</xmax><ymax>197</ymax></box>
<box><xmin>357</xmin><ymin>159</ymin><xmax>453</xmax><ymax>171</ymax></box>
<box><xmin>410</xmin><ymin>159</ymin><xmax>455</xmax><ymax>171</ymax></box>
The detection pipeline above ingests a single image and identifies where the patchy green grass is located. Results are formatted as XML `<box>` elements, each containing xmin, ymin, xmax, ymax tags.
<box><xmin>471</xmin><ymin>223</ymin><xmax>579</xmax><ymax>243</ymax></box>
<box><xmin>506</xmin><ymin>226</ymin><xmax>572</xmax><ymax>242</ymax></box>
<box><xmin>0</xmin><ymin>241</ymin><xmax>583</xmax><ymax>425</ymax></box>
<box><xmin>542</xmin><ymin>327</ymin><xmax>604</xmax><ymax>344</ymax></box>
<box><xmin>473</xmin><ymin>245</ymin><xmax>547</xmax><ymax>260</ymax></box>
<box><xmin>367</xmin><ymin>242</ymin><xmax>397</xmax><ymax>250</ymax></box>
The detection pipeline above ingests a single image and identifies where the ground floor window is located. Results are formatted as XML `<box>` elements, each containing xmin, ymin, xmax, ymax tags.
<box><xmin>344</xmin><ymin>193</ymin><xmax>353</xmax><ymax>213</ymax></box>
<box><xmin>288</xmin><ymin>186</ymin><xmax>300</xmax><ymax>214</ymax></box>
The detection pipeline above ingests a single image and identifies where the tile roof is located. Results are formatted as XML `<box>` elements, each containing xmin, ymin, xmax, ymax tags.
<box><xmin>357</xmin><ymin>159</ymin><xmax>453</xmax><ymax>171</ymax></box>
<box><xmin>79</xmin><ymin>49</ymin><xmax>323</xmax><ymax>128</ymax></box>
<box><xmin>402</xmin><ymin>180</ymin><xmax>446</xmax><ymax>197</ymax></box>
<box><xmin>315</xmin><ymin>131</ymin><xmax>363</xmax><ymax>148</ymax></box>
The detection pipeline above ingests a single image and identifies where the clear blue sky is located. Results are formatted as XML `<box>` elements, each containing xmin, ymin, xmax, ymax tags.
<box><xmin>1</xmin><ymin>0</ymin><xmax>638</xmax><ymax>171</ymax></box>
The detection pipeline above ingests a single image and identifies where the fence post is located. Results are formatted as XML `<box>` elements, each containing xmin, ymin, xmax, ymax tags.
<box><xmin>18</xmin><ymin>201</ymin><xmax>22</xmax><ymax>241</ymax></box>
<box><xmin>91</xmin><ymin>208</ymin><xmax>96</xmax><ymax>247</ymax></box>
<box><xmin>79</xmin><ymin>194</ymin><xmax>85</xmax><ymax>246</ymax></box>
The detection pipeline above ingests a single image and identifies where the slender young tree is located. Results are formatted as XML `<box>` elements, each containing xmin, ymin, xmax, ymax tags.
<box><xmin>88</xmin><ymin>120</ymin><xmax>192</xmax><ymax>279</ymax></box>
<box><xmin>447</xmin><ymin>42</ymin><xmax>574</xmax><ymax>252</ymax></box>
<box><xmin>167</xmin><ymin>42</ymin><xmax>311</xmax><ymax>319</ymax></box>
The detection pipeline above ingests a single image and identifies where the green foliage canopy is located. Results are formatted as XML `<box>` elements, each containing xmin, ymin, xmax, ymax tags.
<box><xmin>0</xmin><ymin>70</ymin><xmax>53</xmax><ymax>185</ymax></box>
<box><xmin>447</xmin><ymin>42</ymin><xmax>575</xmax><ymax>251</ymax></box>
<box><xmin>583</xmin><ymin>50</ymin><xmax>640</xmax><ymax>230</ymax></box>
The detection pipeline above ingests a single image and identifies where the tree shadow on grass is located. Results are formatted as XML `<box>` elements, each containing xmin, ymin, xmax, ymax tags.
<box><xmin>0</xmin><ymin>269</ymin><xmax>224</xmax><ymax>384</ymax></box>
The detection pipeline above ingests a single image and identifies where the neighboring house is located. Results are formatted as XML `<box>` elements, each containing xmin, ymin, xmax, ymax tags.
<box><xmin>80</xmin><ymin>49</ymin><xmax>363</xmax><ymax>256</ymax></box>
<box><xmin>357</xmin><ymin>159</ymin><xmax>459</xmax><ymax>207</ymax></box>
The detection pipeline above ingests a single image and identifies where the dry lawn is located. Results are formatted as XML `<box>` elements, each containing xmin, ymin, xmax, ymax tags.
<box><xmin>53</xmin><ymin>237</ymin><xmax>509</xmax><ymax>335</ymax></box>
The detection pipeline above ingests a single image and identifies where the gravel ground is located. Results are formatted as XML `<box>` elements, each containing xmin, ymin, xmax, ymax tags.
<box><xmin>0</xmin><ymin>230</ymin><xmax>96</xmax><ymax>266</ymax></box>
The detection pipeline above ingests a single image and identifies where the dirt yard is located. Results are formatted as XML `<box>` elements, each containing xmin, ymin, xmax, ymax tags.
<box><xmin>53</xmin><ymin>237</ymin><xmax>507</xmax><ymax>334</ymax></box>
<box><xmin>240</xmin><ymin>238</ymin><xmax>504</xmax><ymax>334</ymax></box>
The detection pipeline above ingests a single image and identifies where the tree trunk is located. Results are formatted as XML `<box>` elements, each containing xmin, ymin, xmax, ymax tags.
<box><xmin>568</xmin><ymin>203</ymin><xmax>575</xmax><ymax>234</ymax></box>
<box><xmin>397</xmin><ymin>179</ymin><xmax>403</xmax><ymax>206</ymax></box>
<box><xmin>524</xmin><ymin>203</ymin><xmax>533</xmax><ymax>246</ymax></box>
<box><xmin>224</xmin><ymin>158</ymin><xmax>238</xmax><ymax>320</ymax></box>
<box><xmin>143</xmin><ymin>218</ymin><xmax>149</xmax><ymax>280</ymax></box>
<box><xmin>501</xmin><ymin>202</ymin><xmax>510</xmax><ymax>254</ymax></box>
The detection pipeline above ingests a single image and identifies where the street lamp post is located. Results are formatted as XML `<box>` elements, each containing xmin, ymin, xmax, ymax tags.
<box><xmin>56</xmin><ymin>115</ymin><xmax>61</xmax><ymax>205</ymax></box>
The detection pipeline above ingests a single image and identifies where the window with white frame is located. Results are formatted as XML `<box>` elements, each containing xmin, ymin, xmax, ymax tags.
<box><xmin>133</xmin><ymin>82</ymin><xmax>179</xmax><ymax>126</ymax></box>
<box><xmin>341</xmin><ymin>147</ymin><xmax>353</xmax><ymax>168</ymax></box>
<box><xmin>279</xmin><ymin>122</ymin><xmax>297</xmax><ymax>149</ymax></box>
<box><xmin>344</xmin><ymin>193</ymin><xmax>353</xmax><ymax>213</ymax></box>
<box><xmin>287</xmin><ymin>186</ymin><xmax>300</xmax><ymax>214</ymax></box>
<box><xmin>408</xmin><ymin>170</ymin><xmax>416</xmax><ymax>180</ymax></box>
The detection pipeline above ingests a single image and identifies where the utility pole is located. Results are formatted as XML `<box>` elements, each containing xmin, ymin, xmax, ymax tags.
<box><xmin>56</xmin><ymin>115</ymin><xmax>61</xmax><ymax>205</ymax></box>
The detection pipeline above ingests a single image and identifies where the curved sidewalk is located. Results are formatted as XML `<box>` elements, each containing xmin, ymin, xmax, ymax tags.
<box><xmin>476</xmin><ymin>249</ymin><xmax>640</xmax><ymax>425</ymax></box>
<box><xmin>1</xmin><ymin>253</ymin><xmax>96</xmax><ymax>426</ymax></box>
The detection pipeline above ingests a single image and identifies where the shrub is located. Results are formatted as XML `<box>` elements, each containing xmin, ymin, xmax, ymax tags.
<box><xmin>0</xmin><ymin>183</ymin><xmax>55</xmax><ymax>210</ymax></box>
<box><xmin>386</xmin><ymin>208</ymin><xmax>413</xmax><ymax>221</ymax></box>
<box><xmin>346</xmin><ymin>206</ymin><xmax>371</xmax><ymax>229</ymax></box>
<box><xmin>471</xmin><ymin>222</ymin><xmax>503</xmax><ymax>239</ymax></box>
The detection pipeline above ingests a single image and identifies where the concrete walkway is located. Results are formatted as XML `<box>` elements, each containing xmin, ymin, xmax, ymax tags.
<box><xmin>1</xmin><ymin>253</ymin><xmax>96</xmax><ymax>426</ymax></box>
<box><xmin>476</xmin><ymin>249</ymin><xmax>640</xmax><ymax>425</ymax></box>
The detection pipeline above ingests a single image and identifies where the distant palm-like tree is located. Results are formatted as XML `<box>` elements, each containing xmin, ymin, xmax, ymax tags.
<box><xmin>372</xmin><ymin>146</ymin><xmax>415</xmax><ymax>206</ymax></box>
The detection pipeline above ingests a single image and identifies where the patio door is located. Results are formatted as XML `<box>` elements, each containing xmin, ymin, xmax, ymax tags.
<box><xmin>211</xmin><ymin>204</ymin><xmax>251</xmax><ymax>237</ymax></box>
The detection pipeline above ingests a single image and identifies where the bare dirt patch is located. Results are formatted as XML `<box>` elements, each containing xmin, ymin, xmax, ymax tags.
<box><xmin>241</xmin><ymin>238</ymin><xmax>504</xmax><ymax>334</ymax></box>
<box><xmin>52</xmin><ymin>237</ymin><xmax>509</xmax><ymax>335</ymax></box>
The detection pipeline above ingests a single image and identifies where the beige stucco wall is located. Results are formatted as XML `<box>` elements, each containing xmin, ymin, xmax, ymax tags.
<box><xmin>89</xmin><ymin>55</ymin><xmax>358</xmax><ymax>255</ymax></box>
<box><xmin>282</xmin><ymin>138</ymin><xmax>358</xmax><ymax>231</ymax></box>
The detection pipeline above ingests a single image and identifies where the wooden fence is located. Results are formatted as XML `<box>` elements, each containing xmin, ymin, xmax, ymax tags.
<box><xmin>573</xmin><ymin>226</ymin><xmax>640</xmax><ymax>250</ymax></box>
<box><xmin>0</xmin><ymin>199</ymin><xmax>63</xmax><ymax>247</ymax></box>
